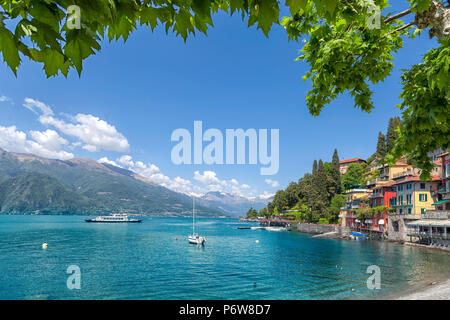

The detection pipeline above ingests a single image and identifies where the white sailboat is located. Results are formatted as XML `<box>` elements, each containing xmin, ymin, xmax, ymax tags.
<box><xmin>188</xmin><ymin>197</ymin><xmax>206</xmax><ymax>245</ymax></box>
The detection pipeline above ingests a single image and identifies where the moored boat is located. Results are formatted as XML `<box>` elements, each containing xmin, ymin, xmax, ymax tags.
<box><xmin>85</xmin><ymin>213</ymin><xmax>142</xmax><ymax>223</ymax></box>
<box><xmin>265</xmin><ymin>226</ymin><xmax>287</xmax><ymax>232</ymax></box>
<box><xmin>188</xmin><ymin>197</ymin><xmax>206</xmax><ymax>245</ymax></box>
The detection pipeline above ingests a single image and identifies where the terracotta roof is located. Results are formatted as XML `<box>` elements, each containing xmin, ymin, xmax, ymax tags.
<box><xmin>379</xmin><ymin>180</ymin><xmax>397</xmax><ymax>187</ymax></box>
<box><xmin>438</xmin><ymin>152</ymin><xmax>449</xmax><ymax>158</ymax></box>
<box><xmin>392</xmin><ymin>175</ymin><xmax>440</xmax><ymax>185</ymax></box>
<box><xmin>339</xmin><ymin>158</ymin><xmax>366</xmax><ymax>164</ymax></box>
<box><xmin>391</xmin><ymin>161</ymin><xmax>409</xmax><ymax>166</ymax></box>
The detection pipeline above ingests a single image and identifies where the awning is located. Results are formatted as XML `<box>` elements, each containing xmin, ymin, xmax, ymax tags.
<box><xmin>432</xmin><ymin>199</ymin><xmax>450</xmax><ymax>206</ymax></box>
<box><xmin>365</xmin><ymin>219</ymin><xmax>372</xmax><ymax>224</ymax></box>
<box><xmin>355</xmin><ymin>219</ymin><xmax>360</xmax><ymax>223</ymax></box>
<box><xmin>378</xmin><ymin>219</ymin><xmax>385</xmax><ymax>225</ymax></box>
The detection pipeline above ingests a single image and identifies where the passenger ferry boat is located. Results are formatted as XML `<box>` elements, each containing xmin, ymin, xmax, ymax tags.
<box><xmin>85</xmin><ymin>213</ymin><xmax>142</xmax><ymax>223</ymax></box>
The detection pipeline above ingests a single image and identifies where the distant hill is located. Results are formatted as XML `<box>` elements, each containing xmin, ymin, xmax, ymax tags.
<box><xmin>0</xmin><ymin>148</ymin><xmax>221</xmax><ymax>216</ymax></box>
<box><xmin>197</xmin><ymin>191</ymin><xmax>272</xmax><ymax>217</ymax></box>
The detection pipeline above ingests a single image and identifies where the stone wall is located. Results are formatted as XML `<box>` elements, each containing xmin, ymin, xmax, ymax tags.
<box><xmin>387</xmin><ymin>215</ymin><xmax>422</xmax><ymax>242</ymax></box>
<box><xmin>296</xmin><ymin>223</ymin><xmax>350</xmax><ymax>236</ymax></box>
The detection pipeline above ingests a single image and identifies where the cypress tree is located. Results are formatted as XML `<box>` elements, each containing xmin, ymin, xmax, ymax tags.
<box><xmin>376</xmin><ymin>132</ymin><xmax>387</xmax><ymax>158</ymax></box>
<box><xmin>311</xmin><ymin>159</ymin><xmax>329</xmax><ymax>220</ymax></box>
<box><xmin>386</xmin><ymin>117</ymin><xmax>401</xmax><ymax>153</ymax></box>
<box><xmin>312</xmin><ymin>160</ymin><xmax>318</xmax><ymax>176</ymax></box>
<box><xmin>331</xmin><ymin>149</ymin><xmax>341</xmax><ymax>195</ymax></box>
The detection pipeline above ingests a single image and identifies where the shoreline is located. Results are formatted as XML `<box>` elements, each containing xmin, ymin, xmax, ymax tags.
<box><xmin>394</xmin><ymin>279</ymin><xmax>450</xmax><ymax>300</ymax></box>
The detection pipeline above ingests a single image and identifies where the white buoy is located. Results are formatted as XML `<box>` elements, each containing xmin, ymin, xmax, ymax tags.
<box><xmin>42</xmin><ymin>243</ymin><xmax>48</xmax><ymax>249</ymax></box>
<box><xmin>255</xmin><ymin>240</ymin><xmax>259</xmax><ymax>243</ymax></box>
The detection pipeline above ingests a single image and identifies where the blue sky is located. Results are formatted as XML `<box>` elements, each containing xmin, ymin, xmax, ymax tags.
<box><xmin>0</xmin><ymin>2</ymin><xmax>438</xmax><ymax>199</ymax></box>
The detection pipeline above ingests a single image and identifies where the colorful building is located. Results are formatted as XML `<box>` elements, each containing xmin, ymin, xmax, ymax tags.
<box><xmin>340</xmin><ymin>188</ymin><xmax>372</xmax><ymax>229</ymax></box>
<box><xmin>366</xmin><ymin>160</ymin><xmax>419</xmax><ymax>186</ymax></box>
<box><xmin>387</xmin><ymin>175</ymin><xmax>440</xmax><ymax>241</ymax></box>
<box><xmin>433</xmin><ymin>152</ymin><xmax>450</xmax><ymax>211</ymax></box>
<box><xmin>339</xmin><ymin>158</ymin><xmax>366</xmax><ymax>175</ymax></box>
<box><xmin>369</xmin><ymin>181</ymin><xmax>397</xmax><ymax>233</ymax></box>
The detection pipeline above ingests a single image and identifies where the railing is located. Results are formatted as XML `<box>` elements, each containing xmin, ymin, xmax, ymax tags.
<box><xmin>388</xmin><ymin>212</ymin><xmax>422</xmax><ymax>219</ymax></box>
<box><xmin>437</xmin><ymin>186</ymin><xmax>450</xmax><ymax>194</ymax></box>
<box><xmin>392</xmin><ymin>171</ymin><xmax>413</xmax><ymax>179</ymax></box>
<box><xmin>370</xmin><ymin>192</ymin><xmax>383</xmax><ymax>198</ymax></box>
<box><xmin>423</xmin><ymin>210</ymin><xmax>450</xmax><ymax>219</ymax></box>
<box><xmin>407</xmin><ymin>232</ymin><xmax>450</xmax><ymax>240</ymax></box>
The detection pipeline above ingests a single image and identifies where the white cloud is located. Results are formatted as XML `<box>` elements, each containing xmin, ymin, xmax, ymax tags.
<box><xmin>0</xmin><ymin>95</ymin><xmax>13</xmax><ymax>104</ymax></box>
<box><xmin>39</xmin><ymin>113</ymin><xmax>130</xmax><ymax>153</ymax></box>
<box><xmin>21</xmin><ymin>97</ymin><xmax>130</xmax><ymax>153</ymax></box>
<box><xmin>0</xmin><ymin>125</ymin><xmax>74</xmax><ymax>160</ymax></box>
<box><xmin>258</xmin><ymin>191</ymin><xmax>275</xmax><ymax>200</ymax></box>
<box><xmin>98</xmin><ymin>157</ymin><xmax>121</xmax><ymax>167</ymax></box>
<box><xmin>23</xmin><ymin>98</ymin><xmax>54</xmax><ymax>116</ymax></box>
<box><xmin>194</xmin><ymin>170</ymin><xmax>222</xmax><ymax>185</ymax></box>
<box><xmin>114</xmin><ymin>154</ymin><xmax>171</xmax><ymax>186</ymax></box>
<box><xmin>265</xmin><ymin>179</ymin><xmax>280</xmax><ymax>188</ymax></box>
<box><xmin>117</xmin><ymin>155</ymin><xmax>134</xmax><ymax>167</ymax></box>
<box><xmin>29</xmin><ymin>129</ymin><xmax>68</xmax><ymax>152</ymax></box>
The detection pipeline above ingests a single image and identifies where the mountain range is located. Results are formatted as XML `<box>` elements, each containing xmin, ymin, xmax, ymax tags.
<box><xmin>198</xmin><ymin>191</ymin><xmax>271</xmax><ymax>217</ymax></box>
<box><xmin>0</xmin><ymin>148</ymin><xmax>271</xmax><ymax>216</ymax></box>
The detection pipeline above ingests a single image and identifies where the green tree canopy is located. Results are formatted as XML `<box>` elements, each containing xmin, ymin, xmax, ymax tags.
<box><xmin>0</xmin><ymin>0</ymin><xmax>448</xmax><ymax>175</ymax></box>
<box><xmin>246</xmin><ymin>207</ymin><xmax>258</xmax><ymax>218</ymax></box>
<box><xmin>341</xmin><ymin>163</ymin><xmax>365</xmax><ymax>190</ymax></box>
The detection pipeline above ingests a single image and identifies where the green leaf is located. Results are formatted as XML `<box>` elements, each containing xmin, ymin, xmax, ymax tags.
<box><xmin>286</xmin><ymin>0</ymin><xmax>308</xmax><ymax>15</ymax></box>
<box><xmin>0</xmin><ymin>27</ymin><xmax>20</xmax><ymax>75</ymax></box>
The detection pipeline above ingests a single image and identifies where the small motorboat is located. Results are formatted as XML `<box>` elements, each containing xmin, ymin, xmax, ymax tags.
<box><xmin>265</xmin><ymin>226</ymin><xmax>287</xmax><ymax>232</ymax></box>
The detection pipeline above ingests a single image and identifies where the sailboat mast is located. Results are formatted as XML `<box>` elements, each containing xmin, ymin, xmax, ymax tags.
<box><xmin>192</xmin><ymin>196</ymin><xmax>195</xmax><ymax>235</ymax></box>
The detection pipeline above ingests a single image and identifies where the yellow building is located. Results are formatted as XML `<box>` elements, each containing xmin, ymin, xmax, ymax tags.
<box><xmin>392</xmin><ymin>175</ymin><xmax>440</xmax><ymax>217</ymax></box>
<box><xmin>340</xmin><ymin>188</ymin><xmax>372</xmax><ymax>228</ymax></box>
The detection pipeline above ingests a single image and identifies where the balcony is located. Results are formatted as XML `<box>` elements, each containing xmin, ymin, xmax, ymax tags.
<box><xmin>392</xmin><ymin>171</ymin><xmax>414</xmax><ymax>179</ymax></box>
<box><xmin>370</xmin><ymin>192</ymin><xmax>383</xmax><ymax>198</ymax></box>
<box><xmin>437</xmin><ymin>186</ymin><xmax>450</xmax><ymax>194</ymax></box>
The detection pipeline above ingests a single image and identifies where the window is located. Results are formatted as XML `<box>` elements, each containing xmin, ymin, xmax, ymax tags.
<box><xmin>406</xmin><ymin>194</ymin><xmax>411</xmax><ymax>205</ymax></box>
<box><xmin>398</xmin><ymin>185</ymin><xmax>403</xmax><ymax>191</ymax></box>
<box><xmin>391</xmin><ymin>187</ymin><xmax>395</xmax><ymax>192</ymax></box>
<box><xmin>419</xmin><ymin>194</ymin><xmax>428</xmax><ymax>202</ymax></box>
<box><xmin>408</xmin><ymin>208</ymin><xmax>412</xmax><ymax>214</ymax></box>
<box><xmin>393</xmin><ymin>221</ymin><xmax>399</xmax><ymax>231</ymax></box>
<box><xmin>420</xmin><ymin>183</ymin><xmax>426</xmax><ymax>190</ymax></box>
<box><xmin>399</xmin><ymin>209</ymin><xmax>403</xmax><ymax>214</ymax></box>
<box><xmin>407</xmin><ymin>183</ymin><xmax>412</xmax><ymax>190</ymax></box>
<box><xmin>421</xmin><ymin>208</ymin><xmax>425</xmax><ymax>214</ymax></box>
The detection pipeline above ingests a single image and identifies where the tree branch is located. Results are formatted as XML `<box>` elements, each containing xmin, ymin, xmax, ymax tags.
<box><xmin>384</xmin><ymin>8</ymin><xmax>413</xmax><ymax>24</ymax></box>
<box><xmin>388</xmin><ymin>22</ymin><xmax>415</xmax><ymax>35</ymax></box>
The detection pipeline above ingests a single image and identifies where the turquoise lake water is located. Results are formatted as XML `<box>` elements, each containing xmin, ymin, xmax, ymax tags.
<box><xmin>1</xmin><ymin>215</ymin><xmax>449</xmax><ymax>300</ymax></box>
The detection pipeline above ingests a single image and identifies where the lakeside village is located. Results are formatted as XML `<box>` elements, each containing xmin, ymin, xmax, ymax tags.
<box><xmin>241</xmin><ymin>118</ymin><xmax>450</xmax><ymax>250</ymax></box>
